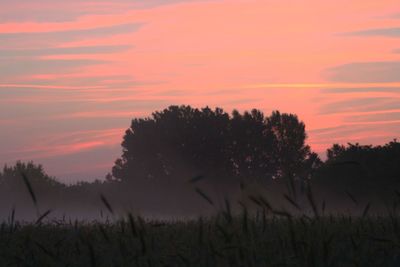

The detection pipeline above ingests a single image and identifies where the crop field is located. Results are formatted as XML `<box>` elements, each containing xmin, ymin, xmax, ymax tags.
<box><xmin>2</xmin><ymin>173</ymin><xmax>400</xmax><ymax>266</ymax></box>
<box><xmin>2</xmin><ymin>205</ymin><xmax>400</xmax><ymax>267</ymax></box>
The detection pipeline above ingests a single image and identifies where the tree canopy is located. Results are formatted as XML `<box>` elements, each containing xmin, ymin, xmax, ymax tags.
<box><xmin>316</xmin><ymin>140</ymin><xmax>400</xmax><ymax>192</ymax></box>
<box><xmin>0</xmin><ymin>161</ymin><xmax>64</xmax><ymax>192</ymax></box>
<box><xmin>112</xmin><ymin>105</ymin><xmax>320</xmax><ymax>187</ymax></box>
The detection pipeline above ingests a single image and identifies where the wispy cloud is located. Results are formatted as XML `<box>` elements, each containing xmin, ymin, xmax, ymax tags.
<box><xmin>0</xmin><ymin>45</ymin><xmax>132</xmax><ymax>80</ymax></box>
<box><xmin>0</xmin><ymin>58</ymin><xmax>108</xmax><ymax>79</ymax></box>
<box><xmin>0</xmin><ymin>128</ymin><xmax>124</xmax><ymax>160</ymax></box>
<box><xmin>343</xmin><ymin>27</ymin><xmax>400</xmax><ymax>37</ymax></box>
<box><xmin>0</xmin><ymin>0</ymin><xmax>210</xmax><ymax>23</ymax></box>
<box><xmin>52</xmin><ymin>111</ymin><xmax>145</xmax><ymax>120</ymax></box>
<box><xmin>0</xmin><ymin>84</ymin><xmax>106</xmax><ymax>90</ymax></box>
<box><xmin>326</xmin><ymin>62</ymin><xmax>400</xmax><ymax>83</ymax></box>
<box><xmin>319</xmin><ymin>97</ymin><xmax>400</xmax><ymax>114</ymax></box>
<box><xmin>321</xmin><ymin>87</ymin><xmax>400</xmax><ymax>94</ymax></box>
<box><xmin>0</xmin><ymin>45</ymin><xmax>132</xmax><ymax>58</ymax></box>
<box><xmin>345</xmin><ymin>111</ymin><xmax>400</xmax><ymax>123</ymax></box>
<box><xmin>0</xmin><ymin>23</ymin><xmax>141</xmax><ymax>48</ymax></box>
<box><xmin>309</xmin><ymin>122</ymin><xmax>400</xmax><ymax>147</ymax></box>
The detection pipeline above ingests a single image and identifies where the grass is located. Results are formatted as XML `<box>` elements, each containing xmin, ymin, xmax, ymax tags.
<box><xmin>2</xmin><ymin>213</ymin><xmax>400</xmax><ymax>266</ymax></box>
<box><xmin>2</xmin><ymin>173</ymin><xmax>400</xmax><ymax>266</ymax></box>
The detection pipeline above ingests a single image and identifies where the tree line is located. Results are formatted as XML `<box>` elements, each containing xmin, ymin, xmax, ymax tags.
<box><xmin>1</xmin><ymin>105</ymin><xmax>399</xmax><ymax>218</ymax></box>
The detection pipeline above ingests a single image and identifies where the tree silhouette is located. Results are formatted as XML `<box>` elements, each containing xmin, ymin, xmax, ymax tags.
<box><xmin>228</xmin><ymin>109</ymin><xmax>274</xmax><ymax>180</ymax></box>
<box><xmin>112</xmin><ymin>106</ymin><xmax>232</xmax><ymax>185</ymax></box>
<box><xmin>0</xmin><ymin>161</ymin><xmax>65</xmax><ymax>212</ymax></box>
<box><xmin>265</xmin><ymin>111</ymin><xmax>322</xmax><ymax>196</ymax></box>
<box><xmin>314</xmin><ymin>140</ymin><xmax>400</xmax><ymax>198</ymax></box>
<box><xmin>0</xmin><ymin>161</ymin><xmax>64</xmax><ymax>193</ymax></box>
<box><xmin>112</xmin><ymin>105</ymin><xmax>320</xmax><ymax>189</ymax></box>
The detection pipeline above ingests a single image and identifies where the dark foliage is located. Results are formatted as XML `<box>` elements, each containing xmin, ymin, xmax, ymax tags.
<box><xmin>313</xmin><ymin>140</ymin><xmax>400</xmax><ymax>205</ymax></box>
<box><xmin>0</xmin><ymin>162</ymin><xmax>65</xmax><ymax>212</ymax></box>
<box><xmin>112</xmin><ymin>105</ymin><xmax>319</xmax><ymax>190</ymax></box>
<box><xmin>0</xmin><ymin>106</ymin><xmax>399</xmax><ymax>219</ymax></box>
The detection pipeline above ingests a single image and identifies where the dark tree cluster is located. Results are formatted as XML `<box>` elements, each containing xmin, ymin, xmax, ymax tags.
<box><xmin>112</xmin><ymin>105</ymin><xmax>321</xmax><ymax>190</ymax></box>
<box><xmin>0</xmin><ymin>162</ymin><xmax>64</xmax><ymax>198</ymax></box>
<box><xmin>1</xmin><ymin>106</ymin><xmax>399</xmax><ymax>219</ymax></box>
<box><xmin>0</xmin><ymin>162</ymin><xmax>65</xmax><ymax>214</ymax></box>
<box><xmin>0</xmin><ymin>162</ymin><xmax>114</xmax><ymax>219</ymax></box>
<box><xmin>315</xmin><ymin>140</ymin><xmax>400</xmax><ymax>198</ymax></box>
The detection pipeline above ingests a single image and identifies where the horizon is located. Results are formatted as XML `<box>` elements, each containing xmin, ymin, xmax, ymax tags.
<box><xmin>1</xmin><ymin>0</ymin><xmax>399</xmax><ymax>182</ymax></box>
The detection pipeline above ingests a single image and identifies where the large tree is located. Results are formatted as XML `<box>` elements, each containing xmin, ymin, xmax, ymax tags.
<box><xmin>112</xmin><ymin>105</ymin><xmax>319</xmax><ymax>188</ymax></box>
<box><xmin>265</xmin><ymin>111</ymin><xmax>321</xmax><ymax>196</ymax></box>
<box><xmin>112</xmin><ymin>106</ymin><xmax>232</xmax><ymax>184</ymax></box>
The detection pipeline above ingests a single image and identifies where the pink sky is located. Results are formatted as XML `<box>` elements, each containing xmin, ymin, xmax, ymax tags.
<box><xmin>0</xmin><ymin>0</ymin><xmax>399</xmax><ymax>182</ymax></box>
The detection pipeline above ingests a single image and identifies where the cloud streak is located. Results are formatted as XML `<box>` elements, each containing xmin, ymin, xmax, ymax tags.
<box><xmin>0</xmin><ymin>0</ymin><xmax>210</xmax><ymax>23</ymax></box>
<box><xmin>0</xmin><ymin>45</ymin><xmax>132</xmax><ymax>58</ymax></box>
<box><xmin>321</xmin><ymin>87</ymin><xmax>400</xmax><ymax>94</ymax></box>
<box><xmin>326</xmin><ymin>62</ymin><xmax>400</xmax><ymax>83</ymax></box>
<box><xmin>0</xmin><ymin>58</ymin><xmax>108</xmax><ymax>79</ymax></box>
<box><xmin>0</xmin><ymin>23</ymin><xmax>141</xmax><ymax>47</ymax></box>
<box><xmin>344</xmin><ymin>27</ymin><xmax>400</xmax><ymax>37</ymax></box>
<box><xmin>345</xmin><ymin>111</ymin><xmax>400</xmax><ymax>123</ymax></box>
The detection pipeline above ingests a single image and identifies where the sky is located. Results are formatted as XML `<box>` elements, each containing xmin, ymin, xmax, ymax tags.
<box><xmin>0</xmin><ymin>0</ymin><xmax>399</xmax><ymax>183</ymax></box>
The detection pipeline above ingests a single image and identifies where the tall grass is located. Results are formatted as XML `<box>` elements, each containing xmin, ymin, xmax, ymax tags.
<box><xmin>2</xmin><ymin>213</ymin><xmax>400</xmax><ymax>266</ymax></box>
<box><xmin>1</xmin><ymin>173</ymin><xmax>400</xmax><ymax>266</ymax></box>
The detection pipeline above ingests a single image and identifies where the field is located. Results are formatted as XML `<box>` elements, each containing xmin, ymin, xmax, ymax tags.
<box><xmin>2</xmin><ymin>207</ymin><xmax>400</xmax><ymax>266</ymax></box>
<box><xmin>2</xmin><ymin>173</ymin><xmax>400</xmax><ymax>266</ymax></box>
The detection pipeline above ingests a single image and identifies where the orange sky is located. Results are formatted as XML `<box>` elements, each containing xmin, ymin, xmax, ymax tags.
<box><xmin>0</xmin><ymin>0</ymin><xmax>399</xmax><ymax>182</ymax></box>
